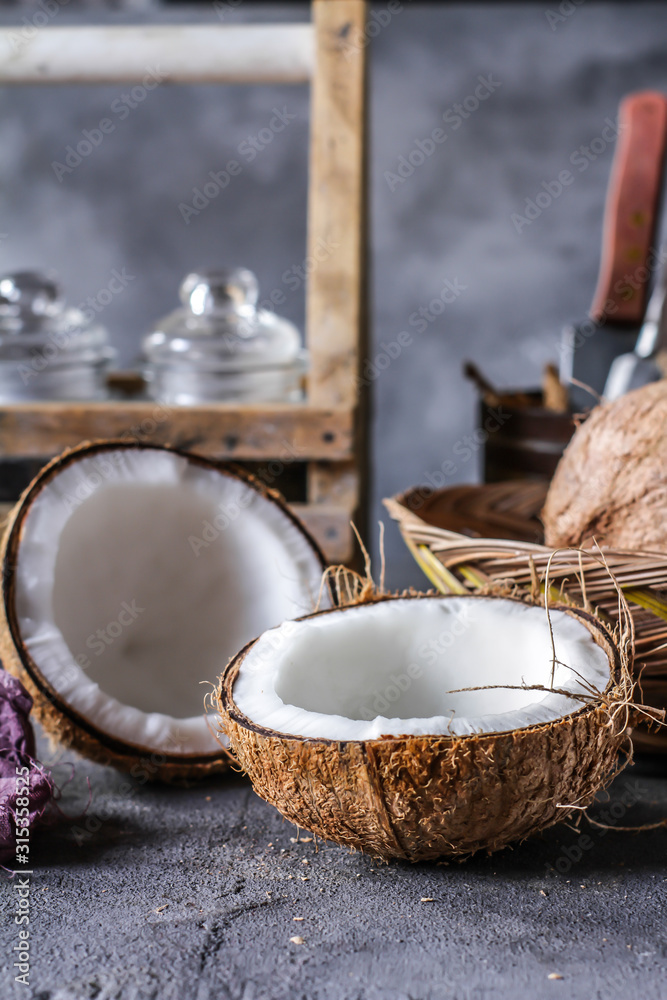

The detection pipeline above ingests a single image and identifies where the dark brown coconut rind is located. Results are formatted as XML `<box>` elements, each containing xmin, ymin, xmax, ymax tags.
<box><xmin>543</xmin><ymin>381</ymin><xmax>667</xmax><ymax>551</ymax></box>
<box><xmin>0</xmin><ymin>441</ymin><xmax>328</xmax><ymax>783</ymax></box>
<box><xmin>218</xmin><ymin>596</ymin><xmax>629</xmax><ymax>861</ymax></box>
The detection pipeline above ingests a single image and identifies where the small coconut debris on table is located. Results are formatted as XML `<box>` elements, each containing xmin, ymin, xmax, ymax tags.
<box><xmin>0</xmin><ymin>441</ymin><xmax>328</xmax><ymax>782</ymax></box>
<box><xmin>217</xmin><ymin>591</ymin><xmax>632</xmax><ymax>861</ymax></box>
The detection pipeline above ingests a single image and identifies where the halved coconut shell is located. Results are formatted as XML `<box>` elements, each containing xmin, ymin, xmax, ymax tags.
<box><xmin>218</xmin><ymin>593</ymin><xmax>630</xmax><ymax>861</ymax></box>
<box><xmin>0</xmin><ymin>441</ymin><xmax>328</xmax><ymax>782</ymax></box>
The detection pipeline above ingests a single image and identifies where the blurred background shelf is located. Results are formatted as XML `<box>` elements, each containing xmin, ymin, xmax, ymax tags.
<box><xmin>0</xmin><ymin>0</ymin><xmax>368</xmax><ymax>565</ymax></box>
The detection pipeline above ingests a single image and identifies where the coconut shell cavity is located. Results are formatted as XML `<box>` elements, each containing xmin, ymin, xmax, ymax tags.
<box><xmin>218</xmin><ymin>593</ymin><xmax>631</xmax><ymax>861</ymax></box>
<box><xmin>0</xmin><ymin>442</ymin><xmax>327</xmax><ymax>781</ymax></box>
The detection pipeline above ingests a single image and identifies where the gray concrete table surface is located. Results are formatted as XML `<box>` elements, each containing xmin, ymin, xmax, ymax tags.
<box><xmin>1</xmin><ymin>733</ymin><xmax>666</xmax><ymax>1000</ymax></box>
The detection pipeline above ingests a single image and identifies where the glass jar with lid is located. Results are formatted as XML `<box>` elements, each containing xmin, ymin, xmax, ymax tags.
<box><xmin>142</xmin><ymin>268</ymin><xmax>307</xmax><ymax>405</ymax></box>
<box><xmin>0</xmin><ymin>271</ymin><xmax>115</xmax><ymax>402</ymax></box>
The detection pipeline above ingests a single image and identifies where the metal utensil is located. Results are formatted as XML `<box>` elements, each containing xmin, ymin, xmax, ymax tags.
<box><xmin>560</xmin><ymin>91</ymin><xmax>667</xmax><ymax>410</ymax></box>
<box><xmin>603</xmin><ymin>254</ymin><xmax>667</xmax><ymax>400</ymax></box>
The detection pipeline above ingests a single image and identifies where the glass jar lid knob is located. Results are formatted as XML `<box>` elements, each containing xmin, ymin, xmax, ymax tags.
<box><xmin>0</xmin><ymin>271</ymin><xmax>63</xmax><ymax>327</ymax></box>
<box><xmin>179</xmin><ymin>268</ymin><xmax>259</xmax><ymax>317</ymax></box>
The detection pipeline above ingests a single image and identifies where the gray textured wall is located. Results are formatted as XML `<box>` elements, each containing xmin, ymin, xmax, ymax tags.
<box><xmin>2</xmin><ymin>1</ymin><xmax>667</xmax><ymax>588</ymax></box>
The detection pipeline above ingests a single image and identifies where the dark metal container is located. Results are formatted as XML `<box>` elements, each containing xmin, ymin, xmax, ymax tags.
<box><xmin>481</xmin><ymin>391</ymin><xmax>576</xmax><ymax>482</ymax></box>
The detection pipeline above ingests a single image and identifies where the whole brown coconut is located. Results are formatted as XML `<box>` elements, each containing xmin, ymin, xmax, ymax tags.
<box><xmin>543</xmin><ymin>380</ymin><xmax>667</xmax><ymax>552</ymax></box>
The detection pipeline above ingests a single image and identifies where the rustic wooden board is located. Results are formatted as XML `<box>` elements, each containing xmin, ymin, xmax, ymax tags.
<box><xmin>0</xmin><ymin>403</ymin><xmax>355</xmax><ymax>461</ymax></box>
<box><xmin>292</xmin><ymin>502</ymin><xmax>355</xmax><ymax>565</ymax></box>
<box><xmin>303</xmin><ymin>0</ymin><xmax>368</xmax><ymax>563</ymax></box>
<box><xmin>0</xmin><ymin>25</ymin><xmax>314</xmax><ymax>85</ymax></box>
<box><xmin>307</xmin><ymin>0</ymin><xmax>367</xmax><ymax>410</ymax></box>
<box><xmin>307</xmin><ymin>460</ymin><xmax>359</xmax><ymax>507</ymax></box>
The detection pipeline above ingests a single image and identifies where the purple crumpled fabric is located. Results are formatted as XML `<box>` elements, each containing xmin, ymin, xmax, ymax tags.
<box><xmin>0</xmin><ymin>669</ymin><xmax>53</xmax><ymax>861</ymax></box>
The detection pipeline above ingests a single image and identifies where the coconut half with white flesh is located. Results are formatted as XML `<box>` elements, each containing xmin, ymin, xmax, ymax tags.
<box><xmin>218</xmin><ymin>593</ymin><xmax>631</xmax><ymax>861</ymax></box>
<box><xmin>0</xmin><ymin>442</ymin><xmax>328</xmax><ymax>781</ymax></box>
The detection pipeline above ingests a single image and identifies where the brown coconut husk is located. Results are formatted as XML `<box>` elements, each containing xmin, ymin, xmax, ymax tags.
<box><xmin>0</xmin><ymin>440</ymin><xmax>327</xmax><ymax>783</ymax></box>
<box><xmin>217</xmin><ymin>576</ymin><xmax>639</xmax><ymax>862</ymax></box>
<box><xmin>543</xmin><ymin>380</ymin><xmax>667</xmax><ymax>552</ymax></box>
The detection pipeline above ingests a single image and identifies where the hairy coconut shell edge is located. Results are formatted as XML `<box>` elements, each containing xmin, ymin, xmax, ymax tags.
<box><xmin>217</xmin><ymin>594</ymin><xmax>631</xmax><ymax>861</ymax></box>
<box><xmin>0</xmin><ymin>440</ymin><xmax>329</xmax><ymax>783</ymax></box>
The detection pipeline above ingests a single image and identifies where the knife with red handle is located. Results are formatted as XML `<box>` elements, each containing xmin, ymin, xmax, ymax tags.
<box><xmin>591</xmin><ymin>90</ymin><xmax>667</xmax><ymax>324</ymax></box>
<box><xmin>561</xmin><ymin>90</ymin><xmax>667</xmax><ymax>409</ymax></box>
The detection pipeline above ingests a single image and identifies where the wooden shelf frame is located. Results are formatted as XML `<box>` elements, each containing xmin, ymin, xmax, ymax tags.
<box><xmin>0</xmin><ymin>0</ymin><xmax>368</xmax><ymax>563</ymax></box>
<box><xmin>0</xmin><ymin>402</ymin><xmax>354</xmax><ymax>461</ymax></box>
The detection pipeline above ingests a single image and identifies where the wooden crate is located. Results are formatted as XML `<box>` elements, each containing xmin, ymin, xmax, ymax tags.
<box><xmin>0</xmin><ymin>0</ymin><xmax>368</xmax><ymax>564</ymax></box>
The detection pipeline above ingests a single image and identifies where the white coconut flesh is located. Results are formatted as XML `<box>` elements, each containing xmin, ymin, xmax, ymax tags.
<box><xmin>233</xmin><ymin>597</ymin><xmax>612</xmax><ymax>740</ymax></box>
<box><xmin>12</xmin><ymin>448</ymin><xmax>325</xmax><ymax>756</ymax></box>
